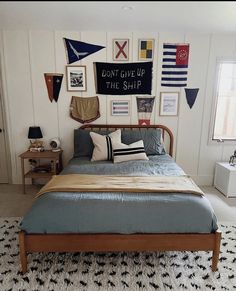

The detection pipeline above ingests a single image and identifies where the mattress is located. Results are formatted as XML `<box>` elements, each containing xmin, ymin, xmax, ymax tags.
<box><xmin>19</xmin><ymin>155</ymin><xmax>218</xmax><ymax>234</ymax></box>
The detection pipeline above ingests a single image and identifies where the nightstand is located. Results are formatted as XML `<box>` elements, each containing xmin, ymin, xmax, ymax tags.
<box><xmin>214</xmin><ymin>162</ymin><xmax>236</xmax><ymax>197</ymax></box>
<box><xmin>19</xmin><ymin>150</ymin><xmax>63</xmax><ymax>194</ymax></box>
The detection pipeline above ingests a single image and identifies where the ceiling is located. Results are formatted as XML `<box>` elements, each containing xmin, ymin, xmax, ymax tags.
<box><xmin>1</xmin><ymin>1</ymin><xmax>236</xmax><ymax>33</ymax></box>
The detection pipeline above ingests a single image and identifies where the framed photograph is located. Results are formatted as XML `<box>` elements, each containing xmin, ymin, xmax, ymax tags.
<box><xmin>138</xmin><ymin>39</ymin><xmax>154</xmax><ymax>61</ymax></box>
<box><xmin>160</xmin><ymin>92</ymin><xmax>179</xmax><ymax>116</ymax></box>
<box><xmin>113</xmin><ymin>39</ymin><xmax>129</xmax><ymax>61</ymax></box>
<box><xmin>66</xmin><ymin>65</ymin><xmax>87</xmax><ymax>91</ymax></box>
<box><xmin>111</xmin><ymin>100</ymin><xmax>130</xmax><ymax>116</ymax></box>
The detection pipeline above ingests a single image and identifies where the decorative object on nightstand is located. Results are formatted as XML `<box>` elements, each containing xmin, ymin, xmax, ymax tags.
<box><xmin>19</xmin><ymin>150</ymin><xmax>63</xmax><ymax>194</ymax></box>
<box><xmin>214</xmin><ymin>162</ymin><xmax>236</xmax><ymax>198</ymax></box>
<box><xmin>28</xmin><ymin>126</ymin><xmax>44</xmax><ymax>152</ymax></box>
<box><xmin>49</xmin><ymin>138</ymin><xmax>61</xmax><ymax>152</ymax></box>
<box><xmin>229</xmin><ymin>150</ymin><xmax>236</xmax><ymax>166</ymax></box>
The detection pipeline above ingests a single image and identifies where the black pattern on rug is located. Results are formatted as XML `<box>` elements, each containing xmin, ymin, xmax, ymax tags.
<box><xmin>0</xmin><ymin>218</ymin><xmax>236</xmax><ymax>290</ymax></box>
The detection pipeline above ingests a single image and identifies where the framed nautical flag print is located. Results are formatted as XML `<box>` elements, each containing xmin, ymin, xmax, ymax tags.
<box><xmin>111</xmin><ymin>100</ymin><xmax>130</xmax><ymax>116</ymax></box>
<box><xmin>161</xmin><ymin>43</ymin><xmax>190</xmax><ymax>87</ymax></box>
<box><xmin>113</xmin><ymin>39</ymin><xmax>129</xmax><ymax>61</ymax></box>
<box><xmin>138</xmin><ymin>39</ymin><xmax>154</xmax><ymax>61</ymax></box>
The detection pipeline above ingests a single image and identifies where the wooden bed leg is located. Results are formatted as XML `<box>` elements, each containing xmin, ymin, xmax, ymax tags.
<box><xmin>19</xmin><ymin>231</ymin><xmax>28</xmax><ymax>274</ymax></box>
<box><xmin>211</xmin><ymin>230</ymin><xmax>221</xmax><ymax>272</ymax></box>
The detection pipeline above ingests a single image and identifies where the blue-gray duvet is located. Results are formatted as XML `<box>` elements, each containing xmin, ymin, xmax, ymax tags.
<box><xmin>20</xmin><ymin>155</ymin><xmax>218</xmax><ymax>234</ymax></box>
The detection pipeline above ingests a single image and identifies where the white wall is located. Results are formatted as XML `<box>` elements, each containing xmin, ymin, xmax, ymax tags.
<box><xmin>1</xmin><ymin>30</ymin><xmax>235</xmax><ymax>184</ymax></box>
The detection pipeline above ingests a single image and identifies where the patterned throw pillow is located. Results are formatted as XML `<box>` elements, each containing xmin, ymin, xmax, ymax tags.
<box><xmin>90</xmin><ymin>129</ymin><xmax>121</xmax><ymax>162</ymax></box>
<box><xmin>112</xmin><ymin>140</ymin><xmax>149</xmax><ymax>163</ymax></box>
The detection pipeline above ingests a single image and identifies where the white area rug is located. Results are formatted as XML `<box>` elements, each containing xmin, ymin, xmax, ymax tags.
<box><xmin>0</xmin><ymin>218</ymin><xmax>236</xmax><ymax>291</ymax></box>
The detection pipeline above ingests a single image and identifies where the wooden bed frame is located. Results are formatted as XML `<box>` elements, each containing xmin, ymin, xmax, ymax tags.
<box><xmin>19</xmin><ymin>124</ymin><xmax>221</xmax><ymax>273</ymax></box>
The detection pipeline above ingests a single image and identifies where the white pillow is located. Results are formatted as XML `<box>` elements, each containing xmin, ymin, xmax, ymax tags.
<box><xmin>112</xmin><ymin>140</ymin><xmax>149</xmax><ymax>163</ymax></box>
<box><xmin>90</xmin><ymin>129</ymin><xmax>121</xmax><ymax>162</ymax></box>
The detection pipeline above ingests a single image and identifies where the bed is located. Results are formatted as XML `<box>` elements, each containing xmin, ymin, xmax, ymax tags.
<box><xmin>19</xmin><ymin>124</ymin><xmax>221</xmax><ymax>274</ymax></box>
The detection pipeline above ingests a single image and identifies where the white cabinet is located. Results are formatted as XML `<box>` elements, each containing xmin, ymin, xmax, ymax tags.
<box><xmin>214</xmin><ymin>162</ymin><xmax>236</xmax><ymax>197</ymax></box>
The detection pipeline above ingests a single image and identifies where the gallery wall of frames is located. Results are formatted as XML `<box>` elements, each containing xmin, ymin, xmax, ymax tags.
<box><xmin>0</xmin><ymin>30</ymin><xmax>235</xmax><ymax>185</ymax></box>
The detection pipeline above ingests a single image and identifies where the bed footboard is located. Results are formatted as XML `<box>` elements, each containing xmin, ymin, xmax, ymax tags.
<box><xmin>19</xmin><ymin>230</ymin><xmax>221</xmax><ymax>274</ymax></box>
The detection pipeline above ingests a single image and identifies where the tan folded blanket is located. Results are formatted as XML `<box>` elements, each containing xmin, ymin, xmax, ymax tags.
<box><xmin>36</xmin><ymin>174</ymin><xmax>204</xmax><ymax>198</ymax></box>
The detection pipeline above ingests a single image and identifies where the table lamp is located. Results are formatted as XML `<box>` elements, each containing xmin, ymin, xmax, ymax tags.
<box><xmin>28</xmin><ymin>126</ymin><xmax>44</xmax><ymax>152</ymax></box>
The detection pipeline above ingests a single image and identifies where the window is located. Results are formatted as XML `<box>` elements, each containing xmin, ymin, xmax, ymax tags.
<box><xmin>212</xmin><ymin>59</ymin><xmax>236</xmax><ymax>141</ymax></box>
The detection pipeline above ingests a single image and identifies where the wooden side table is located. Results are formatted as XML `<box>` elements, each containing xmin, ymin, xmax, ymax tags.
<box><xmin>19</xmin><ymin>150</ymin><xmax>63</xmax><ymax>194</ymax></box>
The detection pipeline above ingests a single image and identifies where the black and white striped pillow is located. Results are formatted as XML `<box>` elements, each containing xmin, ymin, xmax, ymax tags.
<box><xmin>112</xmin><ymin>140</ymin><xmax>149</xmax><ymax>163</ymax></box>
<box><xmin>90</xmin><ymin>129</ymin><xmax>121</xmax><ymax>161</ymax></box>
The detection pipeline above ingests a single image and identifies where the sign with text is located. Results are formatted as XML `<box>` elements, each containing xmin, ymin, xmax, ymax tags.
<box><xmin>94</xmin><ymin>62</ymin><xmax>153</xmax><ymax>95</ymax></box>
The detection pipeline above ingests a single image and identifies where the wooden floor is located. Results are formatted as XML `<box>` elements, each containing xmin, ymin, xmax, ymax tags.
<box><xmin>202</xmin><ymin>186</ymin><xmax>236</xmax><ymax>222</ymax></box>
<box><xmin>0</xmin><ymin>184</ymin><xmax>236</xmax><ymax>222</ymax></box>
<box><xmin>0</xmin><ymin>184</ymin><xmax>39</xmax><ymax>217</ymax></box>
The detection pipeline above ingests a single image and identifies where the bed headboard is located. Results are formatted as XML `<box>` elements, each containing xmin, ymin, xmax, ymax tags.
<box><xmin>79</xmin><ymin>124</ymin><xmax>174</xmax><ymax>157</ymax></box>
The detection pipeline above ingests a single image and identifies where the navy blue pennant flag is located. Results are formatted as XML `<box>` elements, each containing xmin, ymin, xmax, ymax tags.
<box><xmin>63</xmin><ymin>38</ymin><xmax>105</xmax><ymax>64</ymax></box>
<box><xmin>185</xmin><ymin>88</ymin><xmax>199</xmax><ymax>109</ymax></box>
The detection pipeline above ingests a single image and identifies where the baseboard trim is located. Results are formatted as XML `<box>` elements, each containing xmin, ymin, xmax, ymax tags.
<box><xmin>190</xmin><ymin>175</ymin><xmax>214</xmax><ymax>186</ymax></box>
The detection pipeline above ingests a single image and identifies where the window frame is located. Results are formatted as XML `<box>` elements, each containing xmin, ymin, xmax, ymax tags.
<box><xmin>209</xmin><ymin>57</ymin><xmax>236</xmax><ymax>145</ymax></box>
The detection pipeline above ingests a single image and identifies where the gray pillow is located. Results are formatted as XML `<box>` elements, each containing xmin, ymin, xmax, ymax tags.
<box><xmin>121</xmin><ymin>129</ymin><xmax>166</xmax><ymax>155</ymax></box>
<box><xmin>74</xmin><ymin>128</ymin><xmax>166</xmax><ymax>157</ymax></box>
<box><xmin>74</xmin><ymin>129</ymin><xmax>110</xmax><ymax>158</ymax></box>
